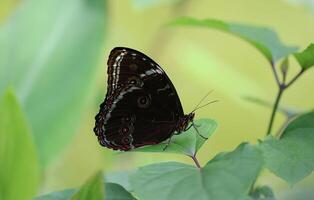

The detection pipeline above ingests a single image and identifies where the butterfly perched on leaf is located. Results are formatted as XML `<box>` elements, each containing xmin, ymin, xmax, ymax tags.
<box><xmin>94</xmin><ymin>47</ymin><xmax>207</xmax><ymax>151</ymax></box>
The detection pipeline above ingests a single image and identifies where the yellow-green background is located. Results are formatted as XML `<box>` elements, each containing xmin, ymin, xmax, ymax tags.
<box><xmin>1</xmin><ymin>0</ymin><xmax>313</xmax><ymax>199</ymax></box>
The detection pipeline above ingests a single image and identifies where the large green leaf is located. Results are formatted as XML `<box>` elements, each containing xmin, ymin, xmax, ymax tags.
<box><xmin>35</xmin><ymin>183</ymin><xmax>135</xmax><ymax>200</ymax></box>
<box><xmin>0</xmin><ymin>0</ymin><xmax>107</xmax><ymax>166</ymax></box>
<box><xmin>279</xmin><ymin>186</ymin><xmax>314</xmax><ymax>200</ymax></box>
<box><xmin>0</xmin><ymin>90</ymin><xmax>39</xmax><ymax>200</ymax></box>
<box><xmin>130</xmin><ymin>143</ymin><xmax>263</xmax><ymax>200</ymax></box>
<box><xmin>259</xmin><ymin>112</ymin><xmax>314</xmax><ymax>184</ymax></box>
<box><xmin>133</xmin><ymin>119</ymin><xmax>217</xmax><ymax>156</ymax></box>
<box><xmin>294</xmin><ymin>43</ymin><xmax>314</xmax><ymax>70</ymax></box>
<box><xmin>71</xmin><ymin>171</ymin><xmax>104</xmax><ymax>200</ymax></box>
<box><xmin>168</xmin><ymin>17</ymin><xmax>297</xmax><ymax>62</ymax></box>
<box><xmin>105</xmin><ymin>170</ymin><xmax>135</xmax><ymax>192</ymax></box>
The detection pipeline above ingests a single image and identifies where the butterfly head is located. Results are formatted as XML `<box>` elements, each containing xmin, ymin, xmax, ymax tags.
<box><xmin>177</xmin><ymin>112</ymin><xmax>195</xmax><ymax>133</ymax></box>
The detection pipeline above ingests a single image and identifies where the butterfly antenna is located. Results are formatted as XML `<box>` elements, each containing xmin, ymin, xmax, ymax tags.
<box><xmin>191</xmin><ymin>90</ymin><xmax>214</xmax><ymax>113</ymax></box>
<box><xmin>192</xmin><ymin>100</ymin><xmax>219</xmax><ymax>112</ymax></box>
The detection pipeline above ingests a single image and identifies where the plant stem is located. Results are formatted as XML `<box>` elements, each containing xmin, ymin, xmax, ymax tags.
<box><xmin>266</xmin><ymin>68</ymin><xmax>305</xmax><ymax>136</ymax></box>
<box><xmin>190</xmin><ymin>154</ymin><xmax>201</xmax><ymax>168</ymax></box>
<box><xmin>266</xmin><ymin>87</ymin><xmax>284</xmax><ymax>136</ymax></box>
<box><xmin>271</xmin><ymin>61</ymin><xmax>281</xmax><ymax>86</ymax></box>
<box><xmin>285</xmin><ymin>69</ymin><xmax>304</xmax><ymax>89</ymax></box>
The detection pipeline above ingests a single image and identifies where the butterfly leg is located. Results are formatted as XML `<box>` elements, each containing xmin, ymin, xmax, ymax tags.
<box><xmin>192</xmin><ymin>123</ymin><xmax>208</xmax><ymax>140</ymax></box>
<box><xmin>184</xmin><ymin>123</ymin><xmax>194</xmax><ymax>131</ymax></box>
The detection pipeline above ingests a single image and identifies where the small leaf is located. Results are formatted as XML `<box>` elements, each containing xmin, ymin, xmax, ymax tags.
<box><xmin>133</xmin><ymin>119</ymin><xmax>217</xmax><ymax>156</ymax></box>
<box><xmin>0</xmin><ymin>0</ymin><xmax>107</xmax><ymax>166</ymax></box>
<box><xmin>35</xmin><ymin>183</ymin><xmax>135</xmax><ymax>200</ymax></box>
<box><xmin>0</xmin><ymin>89</ymin><xmax>39</xmax><ymax>200</ymax></box>
<box><xmin>130</xmin><ymin>143</ymin><xmax>263</xmax><ymax>200</ymax></box>
<box><xmin>71</xmin><ymin>171</ymin><xmax>104</xmax><ymax>200</ymax></box>
<box><xmin>259</xmin><ymin>112</ymin><xmax>314</xmax><ymax>184</ymax></box>
<box><xmin>294</xmin><ymin>43</ymin><xmax>314</xmax><ymax>70</ymax></box>
<box><xmin>280</xmin><ymin>58</ymin><xmax>289</xmax><ymax>77</ymax></box>
<box><xmin>248</xmin><ymin>185</ymin><xmax>276</xmax><ymax>200</ymax></box>
<box><xmin>168</xmin><ymin>17</ymin><xmax>297</xmax><ymax>62</ymax></box>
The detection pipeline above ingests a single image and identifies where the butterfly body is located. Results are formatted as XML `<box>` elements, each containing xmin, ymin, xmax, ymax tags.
<box><xmin>94</xmin><ymin>47</ymin><xmax>195</xmax><ymax>151</ymax></box>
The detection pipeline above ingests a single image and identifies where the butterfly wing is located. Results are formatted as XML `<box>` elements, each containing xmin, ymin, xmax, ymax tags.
<box><xmin>94</xmin><ymin>47</ymin><xmax>184</xmax><ymax>150</ymax></box>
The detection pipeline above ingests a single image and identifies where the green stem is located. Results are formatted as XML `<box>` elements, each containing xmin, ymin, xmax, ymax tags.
<box><xmin>190</xmin><ymin>154</ymin><xmax>201</xmax><ymax>168</ymax></box>
<box><xmin>285</xmin><ymin>69</ymin><xmax>304</xmax><ymax>89</ymax></box>
<box><xmin>266</xmin><ymin>87</ymin><xmax>284</xmax><ymax>136</ymax></box>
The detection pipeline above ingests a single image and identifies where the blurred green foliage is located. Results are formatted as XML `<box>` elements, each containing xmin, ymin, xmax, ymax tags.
<box><xmin>71</xmin><ymin>171</ymin><xmax>104</xmax><ymax>200</ymax></box>
<box><xmin>0</xmin><ymin>90</ymin><xmax>39</xmax><ymax>200</ymax></box>
<box><xmin>0</xmin><ymin>0</ymin><xmax>314</xmax><ymax>200</ymax></box>
<box><xmin>0</xmin><ymin>0</ymin><xmax>107</xmax><ymax>167</ymax></box>
<box><xmin>168</xmin><ymin>17</ymin><xmax>298</xmax><ymax>62</ymax></box>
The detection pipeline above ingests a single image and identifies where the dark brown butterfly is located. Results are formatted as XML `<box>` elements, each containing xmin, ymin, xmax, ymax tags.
<box><xmin>93</xmin><ymin>47</ymin><xmax>204</xmax><ymax>151</ymax></box>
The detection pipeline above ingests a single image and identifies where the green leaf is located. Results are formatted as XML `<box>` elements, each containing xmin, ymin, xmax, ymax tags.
<box><xmin>281</xmin><ymin>111</ymin><xmax>314</xmax><ymax>135</ymax></box>
<box><xmin>35</xmin><ymin>189</ymin><xmax>75</xmax><ymax>200</ymax></box>
<box><xmin>106</xmin><ymin>183</ymin><xmax>136</xmax><ymax>200</ymax></box>
<box><xmin>168</xmin><ymin>17</ymin><xmax>297</xmax><ymax>62</ymax></box>
<box><xmin>0</xmin><ymin>89</ymin><xmax>39</xmax><ymax>200</ymax></box>
<box><xmin>248</xmin><ymin>186</ymin><xmax>276</xmax><ymax>200</ymax></box>
<box><xmin>0</xmin><ymin>0</ymin><xmax>107</xmax><ymax>166</ymax></box>
<box><xmin>294</xmin><ymin>43</ymin><xmax>314</xmax><ymax>70</ymax></box>
<box><xmin>105</xmin><ymin>170</ymin><xmax>135</xmax><ymax>192</ymax></box>
<box><xmin>259</xmin><ymin>112</ymin><xmax>314</xmax><ymax>184</ymax></box>
<box><xmin>133</xmin><ymin>119</ymin><xmax>217</xmax><ymax>156</ymax></box>
<box><xmin>130</xmin><ymin>143</ymin><xmax>263</xmax><ymax>200</ymax></box>
<box><xmin>71</xmin><ymin>171</ymin><xmax>104</xmax><ymax>200</ymax></box>
<box><xmin>35</xmin><ymin>183</ymin><xmax>135</xmax><ymax>200</ymax></box>
<box><xmin>279</xmin><ymin>186</ymin><xmax>314</xmax><ymax>200</ymax></box>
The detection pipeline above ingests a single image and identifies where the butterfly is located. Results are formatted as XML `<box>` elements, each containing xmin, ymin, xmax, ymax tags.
<box><xmin>93</xmin><ymin>47</ymin><xmax>207</xmax><ymax>151</ymax></box>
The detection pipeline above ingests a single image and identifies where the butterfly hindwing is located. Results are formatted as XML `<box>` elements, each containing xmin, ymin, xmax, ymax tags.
<box><xmin>95</xmin><ymin>47</ymin><xmax>185</xmax><ymax>150</ymax></box>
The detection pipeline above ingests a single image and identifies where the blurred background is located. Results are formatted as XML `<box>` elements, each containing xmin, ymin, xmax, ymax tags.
<box><xmin>0</xmin><ymin>0</ymin><xmax>313</xmax><ymax>199</ymax></box>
